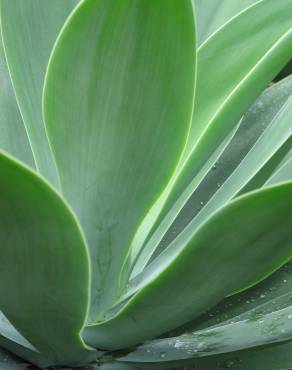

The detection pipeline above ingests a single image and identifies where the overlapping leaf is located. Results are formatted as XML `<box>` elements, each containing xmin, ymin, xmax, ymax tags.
<box><xmin>121</xmin><ymin>307</ymin><xmax>292</xmax><ymax>363</ymax></box>
<box><xmin>116</xmin><ymin>262</ymin><xmax>292</xmax><ymax>370</ymax></box>
<box><xmin>130</xmin><ymin>0</ymin><xmax>292</xmax><ymax>278</ymax></box>
<box><xmin>0</xmin><ymin>0</ymin><xmax>79</xmax><ymax>187</ymax></box>
<box><xmin>146</xmin><ymin>76</ymin><xmax>292</xmax><ymax>259</ymax></box>
<box><xmin>0</xmin><ymin>29</ymin><xmax>34</xmax><ymax>167</ymax></box>
<box><xmin>134</xmin><ymin>78</ymin><xmax>292</xmax><ymax>273</ymax></box>
<box><xmin>195</xmin><ymin>0</ymin><xmax>258</xmax><ymax>45</ymax></box>
<box><xmin>0</xmin><ymin>153</ymin><xmax>94</xmax><ymax>366</ymax></box>
<box><xmin>43</xmin><ymin>0</ymin><xmax>196</xmax><ymax>318</ymax></box>
<box><xmin>83</xmin><ymin>182</ymin><xmax>292</xmax><ymax>350</ymax></box>
<box><xmin>0</xmin><ymin>1</ymin><xmax>292</xmax><ymax>369</ymax></box>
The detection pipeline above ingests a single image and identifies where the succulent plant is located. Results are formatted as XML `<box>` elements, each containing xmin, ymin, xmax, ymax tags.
<box><xmin>0</xmin><ymin>0</ymin><xmax>292</xmax><ymax>369</ymax></box>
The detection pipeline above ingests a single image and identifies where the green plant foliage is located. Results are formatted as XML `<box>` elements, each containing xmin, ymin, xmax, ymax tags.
<box><xmin>43</xmin><ymin>0</ymin><xmax>196</xmax><ymax>318</ymax></box>
<box><xmin>0</xmin><ymin>0</ymin><xmax>78</xmax><ymax>187</ymax></box>
<box><xmin>0</xmin><ymin>0</ymin><xmax>291</xmax><ymax>369</ymax></box>
<box><xmin>0</xmin><ymin>29</ymin><xmax>34</xmax><ymax>167</ymax></box>
<box><xmin>194</xmin><ymin>0</ymin><xmax>258</xmax><ymax>45</ymax></box>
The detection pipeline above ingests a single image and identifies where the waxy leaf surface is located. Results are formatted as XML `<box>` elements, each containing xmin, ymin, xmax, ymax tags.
<box><xmin>44</xmin><ymin>0</ymin><xmax>196</xmax><ymax>317</ymax></box>
<box><xmin>0</xmin><ymin>153</ymin><xmax>93</xmax><ymax>366</ymax></box>
<box><xmin>0</xmin><ymin>0</ymin><xmax>79</xmax><ymax>186</ymax></box>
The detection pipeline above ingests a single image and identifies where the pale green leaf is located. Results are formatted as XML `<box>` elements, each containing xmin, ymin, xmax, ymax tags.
<box><xmin>0</xmin><ymin>29</ymin><xmax>34</xmax><ymax>167</ymax></box>
<box><xmin>0</xmin><ymin>153</ymin><xmax>94</xmax><ymax>367</ymax></box>
<box><xmin>149</xmin><ymin>77</ymin><xmax>292</xmax><ymax>258</ymax></box>
<box><xmin>129</xmin><ymin>0</ymin><xmax>292</xmax><ymax>277</ymax></box>
<box><xmin>195</xmin><ymin>0</ymin><xmax>259</xmax><ymax>45</ymax></box>
<box><xmin>0</xmin><ymin>0</ymin><xmax>79</xmax><ymax>187</ymax></box>
<box><xmin>83</xmin><ymin>183</ymin><xmax>292</xmax><ymax>350</ymax></box>
<box><xmin>43</xmin><ymin>0</ymin><xmax>196</xmax><ymax>318</ymax></box>
<box><xmin>120</xmin><ymin>306</ymin><xmax>292</xmax><ymax>363</ymax></box>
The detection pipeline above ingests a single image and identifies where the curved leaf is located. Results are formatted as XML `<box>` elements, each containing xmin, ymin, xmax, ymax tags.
<box><xmin>151</xmin><ymin>77</ymin><xmax>292</xmax><ymax>261</ymax></box>
<box><xmin>120</xmin><ymin>306</ymin><xmax>292</xmax><ymax>363</ymax></box>
<box><xmin>43</xmin><ymin>0</ymin><xmax>196</xmax><ymax>317</ymax></box>
<box><xmin>132</xmin><ymin>73</ymin><xmax>292</xmax><ymax>278</ymax></box>
<box><xmin>179</xmin><ymin>92</ymin><xmax>292</xmax><ymax>255</ymax></box>
<box><xmin>195</xmin><ymin>0</ymin><xmax>258</xmax><ymax>45</ymax></box>
<box><xmin>0</xmin><ymin>153</ymin><xmax>94</xmax><ymax>366</ymax></box>
<box><xmin>0</xmin><ymin>0</ymin><xmax>79</xmax><ymax>187</ymax></box>
<box><xmin>0</xmin><ymin>29</ymin><xmax>34</xmax><ymax>167</ymax></box>
<box><xmin>83</xmin><ymin>182</ymin><xmax>292</xmax><ymax>350</ymax></box>
<box><xmin>129</xmin><ymin>256</ymin><xmax>292</xmax><ymax>368</ymax></box>
<box><xmin>0</xmin><ymin>310</ymin><xmax>64</xmax><ymax>368</ymax></box>
<box><xmin>129</xmin><ymin>0</ymin><xmax>292</xmax><ymax>277</ymax></box>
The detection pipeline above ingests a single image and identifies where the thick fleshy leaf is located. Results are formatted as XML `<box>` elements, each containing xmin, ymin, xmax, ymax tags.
<box><xmin>83</xmin><ymin>182</ymin><xmax>292</xmax><ymax>350</ymax></box>
<box><xmin>0</xmin><ymin>310</ymin><xmax>61</xmax><ymax>368</ymax></box>
<box><xmin>148</xmin><ymin>77</ymin><xmax>292</xmax><ymax>261</ymax></box>
<box><xmin>0</xmin><ymin>153</ymin><xmax>94</xmax><ymax>366</ymax></box>
<box><xmin>126</xmin><ymin>262</ymin><xmax>292</xmax><ymax>369</ymax></box>
<box><xmin>43</xmin><ymin>0</ymin><xmax>196</xmax><ymax>317</ymax></box>
<box><xmin>0</xmin><ymin>0</ymin><xmax>79</xmax><ymax>187</ymax></box>
<box><xmin>177</xmin><ymin>94</ymin><xmax>292</xmax><ymax>263</ymax></box>
<box><xmin>124</xmin><ymin>263</ymin><xmax>292</xmax><ymax>370</ymax></box>
<box><xmin>120</xmin><ymin>306</ymin><xmax>292</xmax><ymax>363</ymax></box>
<box><xmin>129</xmin><ymin>0</ymin><xmax>292</xmax><ymax>277</ymax></box>
<box><xmin>99</xmin><ymin>259</ymin><xmax>292</xmax><ymax>370</ymax></box>
<box><xmin>131</xmin><ymin>74</ymin><xmax>292</xmax><ymax>278</ymax></box>
<box><xmin>136</xmin><ymin>92</ymin><xmax>292</xmax><ymax>300</ymax></box>
<box><xmin>195</xmin><ymin>0</ymin><xmax>258</xmax><ymax>45</ymax></box>
<box><xmin>206</xmin><ymin>264</ymin><xmax>292</xmax><ymax>329</ymax></box>
<box><xmin>0</xmin><ymin>29</ymin><xmax>34</xmax><ymax>167</ymax></box>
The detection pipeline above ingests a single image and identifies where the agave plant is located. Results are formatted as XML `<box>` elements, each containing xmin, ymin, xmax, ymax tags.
<box><xmin>1</xmin><ymin>0</ymin><xmax>292</xmax><ymax>369</ymax></box>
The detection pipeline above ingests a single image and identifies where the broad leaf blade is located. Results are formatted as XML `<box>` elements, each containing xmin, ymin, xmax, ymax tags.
<box><xmin>0</xmin><ymin>153</ymin><xmax>94</xmax><ymax>366</ymax></box>
<box><xmin>0</xmin><ymin>0</ymin><xmax>79</xmax><ymax>187</ymax></box>
<box><xmin>43</xmin><ymin>0</ymin><xmax>196</xmax><ymax>318</ymax></box>
<box><xmin>83</xmin><ymin>182</ymin><xmax>292</xmax><ymax>350</ymax></box>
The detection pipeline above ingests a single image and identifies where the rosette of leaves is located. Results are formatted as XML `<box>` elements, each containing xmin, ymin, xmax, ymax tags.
<box><xmin>0</xmin><ymin>1</ymin><xmax>292</xmax><ymax>370</ymax></box>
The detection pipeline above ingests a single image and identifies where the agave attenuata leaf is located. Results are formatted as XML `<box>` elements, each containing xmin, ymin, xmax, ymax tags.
<box><xmin>84</xmin><ymin>181</ymin><xmax>292</xmax><ymax>349</ymax></box>
<box><xmin>119</xmin><ymin>261</ymin><xmax>292</xmax><ymax>370</ymax></box>
<box><xmin>149</xmin><ymin>76</ymin><xmax>292</xmax><ymax>257</ymax></box>
<box><xmin>0</xmin><ymin>0</ymin><xmax>78</xmax><ymax>187</ymax></box>
<box><xmin>195</xmin><ymin>0</ymin><xmax>258</xmax><ymax>45</ymax></box>
<box><xmin>0</xmin><ymin>0</ymin><xmax>291</xmax><ymax>369</ymax></box>
<box><xmin>43</xmin><ymin>0</ymin><xmax>197</xmax><ymax>319</ymax></box>
<box><xmin>0</xmin><ymin>29</ymin><xmax>34</xmax><ymax>168</ymax></box>
<box><xmin>130</xmin><ymin>0</ymin><xmax>292</xmax><ymax>278</ymax></box>
<box><xmin>0</xmin><ymin>153</ymin><xmax>94</xmax><ymax>366</ymax></box>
